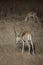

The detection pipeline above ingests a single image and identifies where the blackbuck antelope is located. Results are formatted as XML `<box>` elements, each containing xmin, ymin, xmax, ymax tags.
<box><xmin>16</xmin><ymin>31</ymin><xmax>34</xmax><ymax>54</ymax></box>
<box><xmin>25</xmin><ymin>11</ymin><xmax>39</xmax><ymax>23</ymax></box>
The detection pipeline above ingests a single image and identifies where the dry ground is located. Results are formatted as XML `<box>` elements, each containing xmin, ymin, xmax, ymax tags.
<box><xmin>0</xmin><ymin>19</ymin><xmax>43</xmax><ymax>65</ymax></box>
<box><xmin>0</xmin><ymin>44</ymin><xmax>43</xmax><ymax>65</ymax></box>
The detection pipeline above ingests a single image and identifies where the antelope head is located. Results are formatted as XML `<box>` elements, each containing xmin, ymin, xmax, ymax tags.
<box><xmin>16</xmin><ymin>32</ymin><xmax>21</xmax><ymax>44</ymax></box>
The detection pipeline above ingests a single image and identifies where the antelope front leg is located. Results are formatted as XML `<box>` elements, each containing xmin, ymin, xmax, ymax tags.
<box><xmin>28</xmin><ymin>44</ymin><xmax>30</xmax><ymax>55</ymax></box>
<box><xmin>35</xmin><ymin>16</ymin><xmax>39</xmax><ymax>23</ymax></box>
<box><xmin>22</xmin><ymin>40</ymin><xmax>24</xmax><ymax>53</ymax></box>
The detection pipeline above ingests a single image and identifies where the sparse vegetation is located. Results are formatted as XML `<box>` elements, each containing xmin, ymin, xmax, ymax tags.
<box><xmin>0</xmin><ymin>0</ymin><xmax>43</xmax><ymax>65</ymax></box>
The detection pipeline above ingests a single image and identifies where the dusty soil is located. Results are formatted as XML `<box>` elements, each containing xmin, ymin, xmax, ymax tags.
<box><xmin>0</xmin><ymin>19</ymin><xmax>43</xmax><ymax>65</ymax></box>
<box><xmin>0</xmin><ymin>44</ymin><xmax>43</xmax><ymax>65</ymax></box>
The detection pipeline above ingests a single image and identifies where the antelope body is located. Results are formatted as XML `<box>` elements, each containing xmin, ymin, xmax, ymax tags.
<box><xmin>16</xmin><ymin>32</ymin><xmax>34</xmax><ymax>54</ymax></box>
<box><xmin>25</xmin><ymin>11</ymin><xmax>39</xmax><ymax>23</ymax></box>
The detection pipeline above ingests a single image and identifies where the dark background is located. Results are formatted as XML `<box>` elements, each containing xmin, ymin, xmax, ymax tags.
<box><xmin>0</xmin><ymin>0</ymin><xmax>43</xmax><ymax>21</ymax></box>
